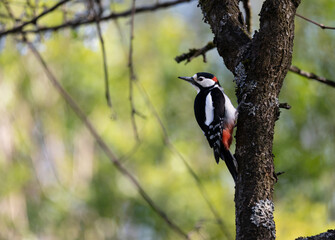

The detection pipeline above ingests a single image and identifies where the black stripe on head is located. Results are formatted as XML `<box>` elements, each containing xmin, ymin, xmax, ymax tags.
<box><xmin>196</xmin><ymin>72</ymin><xmax>214</xmax><ymax>79</ymax></box>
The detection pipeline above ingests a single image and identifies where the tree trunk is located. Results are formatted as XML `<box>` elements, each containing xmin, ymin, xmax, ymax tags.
<box><xmin>198</xmin><ymin>0</ymin><xmax>301</xmax><ymax>239</ymax></box>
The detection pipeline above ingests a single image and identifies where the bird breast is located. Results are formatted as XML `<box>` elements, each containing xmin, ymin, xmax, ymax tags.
<box><xmin>224</xmin><ymin>94</ymin><xmax>236</xmax><ymax>125</ymax></box>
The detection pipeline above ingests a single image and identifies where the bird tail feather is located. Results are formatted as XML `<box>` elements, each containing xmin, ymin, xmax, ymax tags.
<box><xmin>220</xmin><ymin>149</ymin><xmax>238</xmax><ymax>182</ymax></box>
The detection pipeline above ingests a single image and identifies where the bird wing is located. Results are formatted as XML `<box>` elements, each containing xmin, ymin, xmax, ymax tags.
<box><xmin>203</xmin><ymin>88</ymin><xmax>226</xmax><ymax>162</ymax></box>
<box><xmin>210</xmin><ymin>87</ymin><xmax>226</xmax><ymax>124</ymax></box>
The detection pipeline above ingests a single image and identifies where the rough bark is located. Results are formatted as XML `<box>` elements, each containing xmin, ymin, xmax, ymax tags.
<box><xmin>296</xmin><ymin>229</ymin><xmax>335</xmax><ymax>240</ymax></box>
<box><xmin>198</xmin><ymin>0</ymin><xmax>301</xmax><ymax>239</ymax></box>
<box><xmin>198</xmin><ymin>0</ymin><xmax>251</xmax><ymax>72</ymax></box>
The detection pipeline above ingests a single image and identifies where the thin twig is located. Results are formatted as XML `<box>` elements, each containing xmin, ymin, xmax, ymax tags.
<box><xmin>0</xmin><ymin>0</ymin><xmax>71</xmax><ymax>37</ymax></box>
<box><xmin>128</xmin><ymin>0</ymin><xmax>140</xmax><ymax>141</ymax></box>
<box><xmin>25</xmin><ymin>39</ymin><xmax>190</xmax><ymax>240</ymax></box>
<box><xmin>91</xmin><ymin>0</ymin><xmax>114</xmax><ymax>114</ymax></box>
<box><xmin>2</xmin><ymin>0</ymin><xmax>18</xmax><ymax>26</ymax></box>
<box><xmin>289</xmin><ymin>65</ymin><xmax>335</xmax><ymax>88</ymax></box>
<box><xmin>241</xmin><ymin>0</ymin><xmax>251</xmax><ymax>33</ymax></box>
<box><xmin>2</xmin><ymin>1</ymin><xmax>16</xmax><ymax>21</ymax></box>
<box><xmin>110</xmin><ymin>0</ymin><xmax>129</xmax><ymax>58</ymax></box>
<box><xmin>0</xmin><ymin>13</ymin><xmax>20</xmax><ymax>21</ymax></box>
<box><xmin>61</xmin><ymin>0</ymin><xmax>68</xmax><ymax>24</ymax></box>
<box><xmin>30</xmin><ymin>0</ymin><xmax>38</xmax><ymax>18</ymax></box>
<box><xmin>1</xmin><ymin>0</ymin><xmax>193</xmax><ymax>36</ymax></box>
<box><xmin>279</xmin><ymin>103</ymin><xmax>291</xmax><ymax>110</ymax></box>
<box><xmin>175</xmin><ymin>42</ymin><xmax>216</xmax><ymax>64</ymax></box>
<box><xmin>296</xmin><ymin>13</ymin><xmax>335</xmax><ymax>30</ymax></box>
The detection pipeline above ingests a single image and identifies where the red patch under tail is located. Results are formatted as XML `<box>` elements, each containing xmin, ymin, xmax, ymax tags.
<box><xmin>222</xmin><ymin>125</ymin><xmax>234</xmax><ymax>150</ymax></box>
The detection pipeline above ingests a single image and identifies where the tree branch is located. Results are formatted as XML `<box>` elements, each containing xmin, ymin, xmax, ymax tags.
<box><xmin>91</xmin><ymin>0</ymin><xmax>114</xmax><ymax>114</ymax></box>
<box><xmin>0</xmin><ymin>0</ymin><xmax>193</xmax><ymax>36</ymax></box>
<box><xmin>25</xmin><ymin>39</ymin><xmax>190</xmax><ymax>240</ymax></box>
<box><xmin>174</xmin><ymin>41</ymin><xmax>215</xmax><ymax>64</ymax></box>
<box><xmin>279</xmin><ymin>103</ymin><xmax>291</xmax><ymax>110</ymax></box>
<box><xmin>296</xmin><ymin>13</ymin><xmax>335</xmax><ymax>30</ymax></box>
<box><xmin>2</xmin><ymin>0</ymin><xmax>17</xmax><ymax>23</ymax></box>
<box><xmin>128</xmin><ymin>0</ymin><xmax>141</xmax><ymax>141</ymax></box>
<box><xmin>0</xmin><ymin>0</ymin><xmax>71</xmax><ymax>37</ymax></box>
<box><xmin>296</xmin><ymin>229</ymin><xmax>335</xmax><ymax>240</ymax></box>
<box><xmin>289</xmin><ymin>66</ymin><xmax>335</xmax><ymax>87</ymax></box>
<box><xmin>241</xmin><ymin>0</ymin><xmax>252</xmax><ymax>33</ymax></box>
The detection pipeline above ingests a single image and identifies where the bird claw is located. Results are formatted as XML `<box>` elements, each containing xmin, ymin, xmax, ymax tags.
<box><xmin>236</xmin><ymin>94</ymin><xmax>253</xmax><ymax>113</ymax></box>
<box><xmin>234</xmin><ymin>94</ymin><xmax>254</xmax><ymax>127</ymax></box>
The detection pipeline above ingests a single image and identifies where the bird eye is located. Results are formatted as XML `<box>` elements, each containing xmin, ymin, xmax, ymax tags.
<box><xmin>198</xmin><ymin>77</ymin><xmax>203</xmax><ymax>81</ymax></box>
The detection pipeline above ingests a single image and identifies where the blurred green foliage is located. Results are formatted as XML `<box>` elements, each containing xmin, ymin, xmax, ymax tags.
<box><xmin>0</xmin><ymin>0</ymin><xmax>335</xmax><ymax>239</ymax></box>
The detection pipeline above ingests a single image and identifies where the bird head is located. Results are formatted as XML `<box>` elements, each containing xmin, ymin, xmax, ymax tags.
<box><xmin>178</xmin><ymin>72</ymin><xmax>219</xmax><ymax>92</ymax></box>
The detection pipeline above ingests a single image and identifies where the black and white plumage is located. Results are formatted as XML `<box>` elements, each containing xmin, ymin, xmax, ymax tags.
<box><xmin>179</xmin><ymin>72</ymin><xmax>238</xmax><ymax>182</ymax></box>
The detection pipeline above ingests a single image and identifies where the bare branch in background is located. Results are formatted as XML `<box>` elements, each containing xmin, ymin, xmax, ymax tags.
<box><xmin>0</xmin><ymin>0</ymin><xmax>193</xmax><ymax>37</ymax></box>
<box><xmin>25</xmin><ymin>0</ymin><xmax>38</xmax><ymax>19</ymax></box>
<box><xmin>25</xmin><ymin>39</ymin><xmax>190</xmax><ymax>240</ymax></box>
<box><xmin>2</xmin><ymin>0</ymin><xmax>17</xmax><ymax>22</ymax></box>
<box><xmin>128</xmin><ymin>0</ymin><xmax>140</xmax><ymax>141</ymax></box>
<box><xmin>110</xmin><ymin>0</ymin><xmax>129</xmax><ymax>58</ymax></box>
<box><xmin>241</xmin><ymin>0</ymin><xmax>251</xmax><ymax>33</ymax></box>
<box><xmin>296</xmin><ymin>13</ymin><xmax>335</xmax><ymax>30</ymax></box>
<box><xmin>289</xmin><ymin>66</ymin><xmax>335</xmax><ymax>88</ymax></box>
<box><xmin>0</xmin><ymin>0</ymin><xmax>71</xmax><ymax>37</ymax></box>
<box><xmin>0</xmin><ymin>12</ymin><xmax>20</xmax><ymax>21</ymax></box>
<box><xmin>61</xmin><ymin>1</ymin><xmax>69</xmax><ymax>22</ymax></box>
<box><xmin>175</xmin><ymin>42</ymin><xmax>215</xmax><ymax>64</ymax></box>
<box><xmin>91</xmin><ymin>0</ymin><xmax>114</xmax><ymax>115</ymax></box>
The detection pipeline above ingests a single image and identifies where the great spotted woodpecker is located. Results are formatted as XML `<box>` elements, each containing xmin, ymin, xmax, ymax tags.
<box><xmin>179</xmin><ymin>72</ymin><xmax>238</xmax><ymax>182</ymax></box>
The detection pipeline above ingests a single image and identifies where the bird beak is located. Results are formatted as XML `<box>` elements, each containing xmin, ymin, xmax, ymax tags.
<box><xmin>178</xmin><ymin>76</ymin><xmax>195</xmax><ymax>84</ymax></box>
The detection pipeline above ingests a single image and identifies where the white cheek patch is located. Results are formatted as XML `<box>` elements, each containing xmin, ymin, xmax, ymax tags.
<box><xmin>205</xmin><ymin>93</ymin><xmax>214</xmax><ymax>126</ymax></box>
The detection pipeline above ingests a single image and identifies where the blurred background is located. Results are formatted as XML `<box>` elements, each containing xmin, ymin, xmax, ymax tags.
<box><xmin>0</xmin><ymin>0</ymin><xmax>335</xmax><ymax>239</ymax></box>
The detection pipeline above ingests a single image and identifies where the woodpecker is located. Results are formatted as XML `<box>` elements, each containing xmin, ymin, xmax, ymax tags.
<box><xmin>179</xmin><ymin>72</ymin><xmax>238</xmax><ymax>182</ymax></box>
